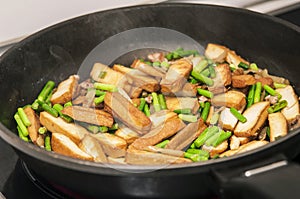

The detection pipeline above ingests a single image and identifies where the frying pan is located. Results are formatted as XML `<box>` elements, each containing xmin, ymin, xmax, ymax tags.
<box><xmin>1</xmin><ymin>3</ymin><xmax>300</xmax><ymax>199</ymax></box>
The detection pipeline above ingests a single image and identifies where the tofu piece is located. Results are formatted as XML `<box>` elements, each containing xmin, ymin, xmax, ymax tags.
<box><xmin>234</xmin><ymin>101</ymin><xmax>270</xmax><ymax>137</ymax></box>
<box><xmin>160</xmin><ymin>58</ymin><xmax>192</xmax><ymax>93</ymax></box>
<box><xmin>212</xmin><ymin>90</ymin><xmax>246</xmax><ymax>110</ymax></box>
<box><xmin>149</xmin><ymin>110</ymin><xmax>177</xmax><ymax>130</ymax></box>
<box><xmin>79</xmin><ymin>134</ymin><xmax>108</xmax><ymax>163</ymax></box>
<box><xmin>165</xmin><ymin>97</ymin><xmax>200</xmax><ymax>114</ymax></box>
<box><xmin>115</xmin><ymin>126</ymin><xmax>140</xmax><ymax>144</ymax></box>
<box><xmin>51</xmin><ymin>75</ymin><xmax>79</xmax><ymax>104</ymax></box>
<box><xmin>90</xmin><ymin>63</ymin><xmax>124</xmax><ymax>85</ymax></box>
<box><xmin>268</xmin><ymin>112</ymin><xmax>288</xmax><ymax>142</ymax></box>
<box><xmin>24</xmin><ymin>106</ymin><xmax>40</xmax><ymax>144</ymax></box>
<box><xmin>230</xmin><ymin>135</ymin><xmax>240</xmax><ymax>150</ymax></box>
<box><xmin>232</xmin><ymin>75</ymin><xmax>256</xmax><ymax>88</ymax></box>
<box><xmin>173</xmin><ymin>82</ymin><xmax>198</xmax><ymax>97</ymax></box>
<box><xmin>92</xmin><ymin>133</ymin><xmax>127</xmax><ymax>158</ymax></box>
<box><xmin>276</xmin><ymin>85</ymin><xmax>299</xmax><ymax>122</ymax></box>
<box><xmin>205</xmin><ymin>43</ymin><xmax>228</xmax><ymax>63</ymax></box>
<box><xmin>215</xmin><ymin>63</ymin><xmax>232</xmax><ymax>86</ymax></box>
<box><xmin>165</xmin><ymin>119</ymin><xmax>207</xmax><ymax>150</ymax></box>
<box><xmin>131</xmin><ymin>117</ymin><xmax>186</xmax><ymax>150</ymax></box>
<box><xmin>125</xmin><ymin>149</ymin><xmax>191</xmax><ymax>165</ymax></box>
<box><xmin>256</xmin><ymin>77</ymin><xmax>273</xmax><ymax>87</ymax></box>
<box><xmin>219</xmin><ymin>107</ymin><xmax>239</xmax><ymax>131</ymax></box>
<box><xmin>226</xmin><ymin>50</ymin><xmax>249</xmax><ymax>67</ymax></box>
<box><xmin>51</xmin><ymin>133</ymin><xmax>93</xmax><ymax>161</ymax></box>
<box><xmin>143</xmin><ymin>146</ymin><xmax>185</xmax><ymax>157</ymax></box>
<box><xmin>107</xmin><ymin>157</ymin><xmax>126</xmax><ymax>164</ymax></box>
<box><xmin>236</xmin><ymin>140</ymin><xmax>268</xmax><ymax>154</ymax></box>
<box><xmin>202</xmin><ymin>140</ymin><xmax>228</xmax><ymax>158</ymax></box>
<box><xmin>131</xmin><ymin>59</ymin><xmax>165</xmax><ymax>79</ymax></box>
<box><xmin>104</xmin><ymin>92</ymin><xmax>152</xmax><ymax>134</ymax></box>
<box><xmin>40</xmin><ymin>112</ymin><xmax>89</xmax><ymax>144</ymax></box>
<box><xmin>62</xmin><ymin>106</ymin><xmax>114</xmax><ymax>127</ymax></box>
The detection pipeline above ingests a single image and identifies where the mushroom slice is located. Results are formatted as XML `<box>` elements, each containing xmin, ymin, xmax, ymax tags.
<box><xmin>104</xmin><ymin>92</ymin><xmax>152</xmax><ymax>134</ymax></box>
<box><xmin>51</xmin><ymin>75</ymin><xmax>79</xmax><ymax>104</ymax></box>
<box><xmin>160</xmin><ymin>58</ymin><xmax>192</xmax><ymax>93</ymax></box>
<box><xmin>24</xmin><ymin>106</ymin><xmax>40</xmax><ymax>144</ymax></box>
<box><xmin>92</xmin><ymin>133</ymin><xmax>127</xmax><ymax>158</ymax></box>
<box><xmin>51</xmin><ymin>133</ymin><xmax>93</xmax><ymax>161</ymax></box>
<box><xmin>40</xmin><ymin>112</ymin><xmax>89</xmax><ymax>144</ymax></box>
<box><xmin>79</xmin><ymin>134</ymin><xmax>107</xmax><ymax>163</ymax></box>
<box><xmin>165</xmin><ymin>97</ymin><xmax>200</xmax><ymax>114</ymax></box>
<box><xmin>115</xmin><ymin>126</ymin><xmax>140</xmax><ymax>144</ymax></box>
<box><xmin>212</xmin><ymin>90</ymin><xmax>246</xmax><ymax>110</ymax></box>
<box><xmin>204</xmin><ymin>43</ymin><xmax>228</xmax><ymax>63</ymax></box>
<box><xmin>268</xmin><ymin>112</ymin><xmax>288</xmax><ymax>142</ymax></box>
<box><xmin>125</xmin><ymin>149</ymin><xmax>191</xmax><ymax>165</ymax></box>
<box><xmin>232</xmin><ymin>75</ymin><xmax>256</xmax><ymax>88</ymax></box>
<box><xmin>276</xmin><ymin>85</ymin><xmax>299</xmax><ymax>123</ymax></box>
<box><xmin>236</xmin><ymin>140</ymin><xmax>269</xmax><ymax>154</ymax></box>
<box><xmin>234</xmin><ymin>101</ymin><xmax>270</xmax><ymax>137</ymax></box>
<box><xmin>219</xmin><ymin>107</ymin><xmax>239</xmax><ymax>131</ymax></box>
<box><xmin>131</xmin><ymin>117</ymin><xmax>186</xmax><ymax>150</ymax></box>
<box><xmin>165</xmin><ymin>119</ymin><xmax>207</xmax><ymax>150</ymax></box>
<box><xmin>62</xmin><ymin>106</ymin><xmax>114</xmax><ymax>127</ymax></box>
<box><xmin>90</xmin><ymin>63</ymin><xmax>124</xmax><ymax>85</ymax></box>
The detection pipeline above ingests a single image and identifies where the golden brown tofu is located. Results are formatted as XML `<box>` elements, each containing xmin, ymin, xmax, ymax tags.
<box><xmin>268</xmin><ymin>112</ymin><xmax>288</xmax><ymax>142</ymax></box>
<box><xmin>51</xmin><ymin>133</ymin><xmax>93</xmax><ymax>161</ymax></box>
<box><xmin>62</xmin><ymin>106</ymin><xmax>114</xmax><ymax>127</ymax></box>
<box><xmin>234</xmin><ymin>101</ymin><xmax>270</xmax><ymax>137</ymax></box>
<box><xmin>165</xmin><ymin>97</ymin><xmax>200</xmax><ymax>114</ymax></box>
<box><xmin>226</xmin><ymin>50</ymin><xmax>249</xmax><ymax>67</ymax></box>
<box><xmin>204</xmin><ymin>43</ymin><xmax>228</xmax><ymax>63</ymax></box>
<box><xmin>24</xmin><ymin>106</ymin><xmax>40</xmax><ymax>144</ymax></box>
<box><xmin>214</xmin><ymin>63</ymin><xmax>232</xmax><ymax>86</ymax></box>
<box><xmin>232</xmin><ymin>75</ymin><xmax>256</xmax><ymax>88</ymax></box>
<box><xmin>219</xmin><ymin>107</ymin><xmax>239</xmax><ymax>131</ymax></box>
<box><xmin>236</xmin><ymin>140</ymin><xmax>268</xmax><ymax>154</ymax></box>
<box><xmin>90</xmin><ymin>63</ymin><xmax>124</xmax><ymax>85</ymax></box>
<box><xmin>212</xmin><ymin>90</ymin><xmax>246</xmax><ymax>110</ymax></box>
<box><xmin>202</xmin><ymin>140</ymin><xmax>228</xmax><ymax>158</ymax></box>
<box><xmin>256</xmin><ymin>77</ymin><xmax>273</xmax><ymax>87</ymax></box>
<box><xmin>115</xmin><ymin>126</ymin><xmax>140</xmax><ymax>144</ymax></box>
<box><xmin>51</xmin><ymin>75</ymin><xmax>79</xmax><ymax>104</ymax></box>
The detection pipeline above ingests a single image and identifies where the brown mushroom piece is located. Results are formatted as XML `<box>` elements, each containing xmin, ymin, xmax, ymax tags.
<box><xmin>104</xmin><ymin>92</ymin><xmax>152</xmax><ymax>134</ymax></box>
<box><xmin>61</xmin><ymin>106</ymin><xmax>114</xmax><ymax>127</ymax></box>
<box><xmin>268</xmin><ymin>112</ymin><xmax>288</xmax><ymax>142</ymax></box>
<box><xmin>234</xmin><ymin>101</ymin><xmax>270</xmax><ymax>137</ymax></box>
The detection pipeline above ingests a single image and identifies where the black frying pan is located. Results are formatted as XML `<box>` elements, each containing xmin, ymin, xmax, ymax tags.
<box><xmin>1</xmin><ymin>3</ymin><xmax>300</xmax><ymax>199</ymax></box>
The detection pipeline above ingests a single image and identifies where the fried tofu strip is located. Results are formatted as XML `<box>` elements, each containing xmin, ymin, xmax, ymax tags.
<box><xmin>268</xmin><ymin>112</ymin><xmax>288</xmax><ymax>142</ymax></box>
<box><xmin>220</xmin><ymin>140</ymin><xmax>268</xmax><ymax>157</ymax></box>
<box><xmin>51</xmin><ymin>133</ymin><xmax>93</xmax><ymax>161</ymax></box>
<box><xmin>219</xmin><ymin>107</ymin><xmax>239</xmax><ymax>131</ymax></box>
<box><xmin>160</xmin><ymin>58</ymin><xmax>192</xmax><ymax>93</ymax></box>
<box><xmin>166</xmin><ymin>119</ymin><xmax>207</xmax><ymax>150</ymax></box>
<box><xmin>51</xmin><ymin>75</ymin><xmax>79</xmax><ymax>104</ymax></box>
<box><xmin>131</xmin><ymin>59</ymin><xmax>165</xmax><ymax>79</ymax></box>
<box><xmin>212</xmin><ymin>90</ymin><xmax>246</xmax><ymax>110</ymax></box>
<box><xmin>226</xmin><ymin>50</ymin><xmax>249</xmax><ymax>67</ymax></box>
<box><xmin>131</xmin><ymin>117</ymin><xmax>186</xmax><ymax>150</ymax></box>
<box><xmin>40</xmin><ymin>112</ymin><xmax>89</xmax><ymax>144</ymax></box>
<box><xmin>205</xmin><ymin>43</ymin><xmax>228</xmax><ymax>63</ymax></box>
<box><xmin>90</xmin><ymin>63</ymin><xmax>124</xmax><ymax>85</ymax></box>
<box><xmin>232</xmin><ymin>75</ymin><xmax>256</xmax><ymax>88</ymax></box>
<box><xmin>115</xmin><ymin>126</ymin><xmax>140</xmax><ymax>144</ymax></box>
<box><xmin>234</xmin><ymin>101</ymin><xmax>270</xmax><ymax>137</ymax></box>
<box><xmin>62</xmin><ymin>106</ymin><xmax>114</xmax><ymax>127</ymax></box>
<box><xmin>24</xmin><ymin>106</ymin><xmax>40</xmax><ymax>144</ymax></box>
<box><xmin>202</xmin><ymin>140</ymin><xmax>228</xmax><ymax>158</ymax></box>
<box><xmin>125</xmin><ymin>149</ymin><xmax>191</xmax><ymax>165</ymax></box>
<box><xmin>165</xmin><ymin>97</ymin><xmax>200</xmax><ymax>114</ymax></box>
<box><xmin>104</xmin><ymin>92</ymin><xmax>152</xmax><ymax>134</ymax></box>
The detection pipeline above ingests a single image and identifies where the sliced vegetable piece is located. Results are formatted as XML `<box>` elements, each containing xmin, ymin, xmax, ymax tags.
<box><xmin>268</xmin><ymin>112</ymin><xmax>288</xmax><ymax>142</ymax></box>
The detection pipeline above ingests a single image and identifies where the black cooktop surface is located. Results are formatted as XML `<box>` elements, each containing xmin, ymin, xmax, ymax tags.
<box><xmin>0</xmin><ymin>7</ymin><xmax>300</xmax><ymax>199</ymax></box>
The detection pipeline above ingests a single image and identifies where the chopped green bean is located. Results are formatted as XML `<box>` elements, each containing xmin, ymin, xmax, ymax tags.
<box><xmin>94</xmin><ymin>93</ymin><xmax>106</xmax><ymax>105</ymax></box>
<box><xmin>99</xmin><ymin>126</ymin><xmax>109</xmax><ymax>133</ymax></box>
<box><xmin>108</xmin><ymin>123</ymin><xmax>119</xmax><ymax>131</ymax></box>
<box><xmin>98</xmin><ymin>71</ymin><xmax>107</xmax><ymax>79</ymax></box>
<box><xmin>31</xmin><ymin>99</ymin><xmax>40</xmax><ymax>110</ymax></box>
<box><xmin>208</xmin><ymin>65</ymin><xmax>216</xmax><ymax>78</ymax></box>
<box><xmin>17</xmin><ymin>126</ymin><xmax>29</xmax><ymax>142</ymax></box>
<box><xmin>238</xmin><ymin>62</ymin><xmax>249</xmax><ymax>70</ymax></box>
<box><xmin>53</xmin><ymin>104</ymin><xmax>64</xmax><ymax>112</ymax></box>
<box><xmin>95</xmin><ymin>90</ymin><xmax>106</xmax><ymax>97</ymax></box>
<box><xmin>268</xmin><ymin>100</ymin><xmax>288</xmax><ymax>113</ymax></box>
<box><xmin>38</xmin><ymin>81</ymin><xmax>55</xmax><ymax>102</ymax></box>
<box><xmin>151</xmin><ymin>92</ymin><xmax>161</xmax><ymax>112</ymax></box>
<box><xmin>264</xmin><ymin>85</ymin><xmax>282</xmax><ymax>99</ymax></box>
<box><xmin>38</xmin><ymin>101</ymin><xmax>58</xmax><ymax>117</ymax></box>
<box><xmin>201</xmin><ymin>101</ymin><xmax>211</xmax><ymax>122</ymax></box>
<box><xmin>184</xmin><ymin>152</ymin><xmax>208</xmax><ymax>162</ymax></box>
<box><xmin>17</xmin><ymin>107</ymin><xmax>31</xmax><ymax>127</ymax></box>
<box><xmin>200</xmin><ymin>68</ymin><xmax>210</xmax><ymax>77</ymax></box>
<box><xmin>45</xmin><ymin>136</ymin><xmax>51</xmax><ymax>151</ymax></box>
<box><xmin>158</xmin><ymin>94</ymin><xmax>167</xmax><ymax>110</ymax></box>
<box><xmin>250</xmin><ymin>63</ymin><xmax>258</xmax><ymax>70</ymax></box>
<box><xmin>210</xmin><ymin>112</ymin><xmax>219</xmax><ymax>125</ymax></box>
<box><xmin>94</xmin><ymin>83</ymin><xmax>118</xmax><ymax>92</ymax></box>
<box><xmin>14</xmin><ymin>113</ymin><xmax>29</xmax><ymax>136</ymax></box>
<box><xmin>254</xmin><ymin>82</ymin><xmax>262</xmax><ymax>103</ymax></box>
<box><xmin>178</xmin><ymin>114</ymin><xmax>198</xmax><ymax>123</ymax></box>
<box><xmin>197</xmin><ymin>88</ymin><xmax>213</xmax><ymax>98</ymax></box>
<box><xmin>247</xmin><ymin>84</ymin><xmax>256</xmax><ymax>108</ymax></box>
<box><xmin>212</xmin><ymin>131</ymin><xmax>232</xmax><ymax>147</ymax></box>
<box><xmin>38</xmin><ymin>127</ymin><xmax>47</xmax><ymax>135</ymax></box>
<box><xmin>266</xmin><ymin>126</ymin><xmax>270</xmax><ymax>138</ymax></box>
<box><xmin>144</xmin><ymin>104</ymin><xmax>150</xmax><ymax>117</ymax></box>
<box><xmin>194</xmin><ymin>59</ymin><xmax>208</xmax><ymax>73</ymax></box>
<box><xmin>153</xmin><ymin>61</ymin><xmax>161</xmax><ymax>67</ymax></box>
<box><xmin>194</xmin><ymin>126</ymin><xmax>219</xmax><ymax>148</ymax></box>
<box><xmin>138</xmin><ymin>98</ymin><xmax>146</xmax><ymax>111</ymax></box>
<box><xmin>173</xmin><ymin>108</ymin><xmax>192</xmax><ymax>114</ymax></box>
<box><xmin>64</xmin><ymin>101</ymin><xmax>72</xmax><ymax>107</ymax></box>
<box><xmin>88</xmin><ymin>125</ymin><xmax>99</xmax><ymax>133</ymax></box>
<box><xmin>155</xmin><ymin>140</ymin><xmax>170</xmax><ymax>148</ymax></box>
<box><xmin>189</xmin><ymin>143</ymin><xmax>196</xmax><ymax>149</ymax></box>
<box><xmin>160</xmin><ymin>61</ymin><xmax>170</xmax><ymax>68</ymax></box>
<box><xmin>186</xmin><ymin>149</ymin><xmax>209</xmax><ymax>158</ymax></box>
<box><xmin>274</xmin><ymin>82</ymin><xmax>287</xmax><ymax>89</ymax></box>
<box><xmin>230</xmin><ymin>107</ymin><xmax>247</xmax><ymax>123</ymax></box>
<box><xmin>191</xmin><ymin>70</ymin><xmax>214</xmax><ymax>86</ymax></box>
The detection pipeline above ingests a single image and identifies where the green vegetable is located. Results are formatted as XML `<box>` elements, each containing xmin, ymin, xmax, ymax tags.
<box><xmin>197</xmin><ymin>88</ymin><xmax>213</xmax><ymax>98</ymax></box>
<box><xmin>45</xmin><ymin>136</ymin><xmax>51</xmax><ymax>151</ymax></box>
<box><xmin>178</xmin><ymin>114</ymin><xmax>198</xmax><ymax>123</ymax></box>
<box><xmin>144</xmin><ymin>104</ymin><xmax>150</xmax><ymax>117</ymax></box>
<box><xmin>14</xmin><ymin>113</ymin><xmax>29</xmax><ymax>136</ymax></box>
<box><xmin>98</xmin><ymin>71</ymin><xmax>107</xmax><ymax>79</ymax></box>
<box><xmin>31</xmin><ymin>99</ymin><xmax>40</xmax><ymax>110</ymax></box>
<box><xmin>184</xmin><ymin>152</ymin><xmax>209</xmax><ymax>162</ymax></box>
<box><xmin>238</xmin><ymin>62</ymin><xmax>249</xmax><ymax>70</ymax></box>
<box><xmin>108</xmin><ymin>123</ymin><xmax>119</xmax><ymax>131</ymax></box>
<box><xmin>268</xmin><ymin>100</ymin><xmax>288</xmax><ymax>113</ymax></box>
<box><xmin>52</xmin><ymin>103</ymin><xmax>74</xmax><ymax>122</ymax></box>
<box><xmin>38</xmin><ymin>127</ymin><xmax>47</xmax><ymax>135</ymax></box>
<box><xmin>247</xmin><ymin>84</ymin><xmax>256</xmax><ymax>108</ymax></box>
<box><xmin>17</xmin><ymin>126</ymin><xmax>29</xmax><ymax>142</ymax></box>
<box><xmin>274</xmin><ymin>82</ymin><xmax>287</xmax><ymax>89</ymax></box>
<box><xmin>38</xmin><ymin>101</ymin><xmax>58</xmax><ymax>117</ymax></box>
<box><xmin>151</xmin><ymin>92</ymin><xmax>161</xmax><ymax>112</ymax></box>
<box><xmin>94</xmin><ymin>83</ymin><xmax>118</xmax><ymax>92</ymax></box>
<box><xmin>158</xmin><ymin>94</ymin><xmax>167</xmax><ymax>110</ymax></box>
<box><xmin>209</xmin><ymin>112</ymin><xmax>219</xmax><ymax>125</ymax></box>
<box><xmin>191</xmin><ymin>70</ymin><xmax>214</xmax><ymax>86</ymax></box>
<box><xmin>194</xmin><ymin>59</ymin><xmax>208</xmax><ymax>73</ymax></box>
<box><xmin>230</xmin><ymin>107</ymin><xmax>247</xmax><ymax>123</ymax></box>
<box><xmin>173</xmin><ymin>108</ymin><xmax>192</xmax><ymax>114</ymax></box>
<box><xmin>88</xmin><ymin>125</ymin><xmax>99</xmax><ymax>133</ymax></box>
<box><xmin>253</xmin><ymin>82</ymin><xmax>262</xmax><ymax>103</ymax></box>
<box><xmin>250</xmin><ymin>63</ymin><xmax>258</xmax><ymax>70</ymax></box>
<box><xmin>53</xmin><ymin>104</ymin><xmax>64</xmax><ymax>112</ymax></box>
<box><xmin>263</xmin><ymin>85</ymin><xmax>282</xmax><ymax>99</ymax></box>
<box><xmin>64</xmin><ymin>101</ymin><xmax>72</xmax><ymax>107</ymax></box>
<box><xmin>212</xmin><ymin>131</ymin><xmax>232</xmax><ymax>147</ymax></box>
<box><xmin>194</xmin><ymin>126</ymin><xmax>219</xmax><ymax>148</ymax></box>
<box><xmin>99</xmin><ymin>126</ymin><xmax>109</xmax><ymax>133</ymax></box>
<box><xmin>138</xmin><ymin>98</ymin><xmax>146</xmax><ymax>111</ymax></box>
<box><xmin>160</xmin><ymin>61</ymin><xmax>170</xmax><ymax>68</ymax></box>
<box><xmin>208</xmin><ymin>65</ymin><xmax>216</xmax><ymax>78</ymax></box>
<box><xmin>95</xmin><ymin>90</ymin><xmax>106</xmax><ymax>97</ymax></box>
<box><xmin>94</xmin><ymin>93</ymin><xmax>106</xmax><ymax>105</ymax></box>
<box><xmin>153</xmin><ymin>61</ymin><xmax>161</xmax><ymax>67</ymax></box>
<box><xmin>17</xmin><ymin>107</ymin><xmax>31</xmax><ymax>127</ymax></box>
<box><xmin>201</xmin><ymin>101</ymin><xmax>211</xmax><ymax>122</ymax></box>
<box><xmin>266</xmin><ymin>126</ymin><xmax>270</xmax><ymax>138</ymax></box>
<box><xmin>155</xmin><ymin>140</ymin><xmax>170</xmax><ymax>148</ymax></box>
<box><xmin>186</xmin><ymin>149</ymin><xmax>209</xmax><ymax>158</ymax></box>
<box><xmin>200</xmin><ymin>68</ymin><xmax>210</xmax><ymax>77</ymax></box>
<box><xmin>37</xmin><ymin>81</ymin><xmax>55</xmax><ymax>102</ymax></box>
<box><xmin>189</xmin><ymin>143</ymin><xmax>196</xmax><ymax>149</ymax></box>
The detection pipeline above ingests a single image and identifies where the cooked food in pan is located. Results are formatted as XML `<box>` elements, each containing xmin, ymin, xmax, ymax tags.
<box><xmin>14</xmin><ymin>43</ymin><xmax>300</xmax><ymax>165</ymax></box>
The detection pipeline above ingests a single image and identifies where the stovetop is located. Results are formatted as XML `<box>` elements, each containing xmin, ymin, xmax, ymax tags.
<box><xmin>0</xmin><ymin>7</ymin><xmax>300</xmax><ymax>199</ymax></box>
